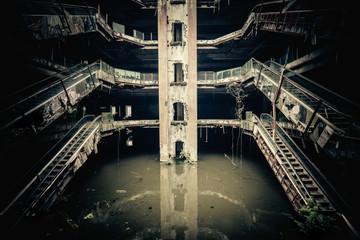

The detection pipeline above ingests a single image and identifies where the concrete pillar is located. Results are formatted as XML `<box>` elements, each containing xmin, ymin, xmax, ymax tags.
<box><xmin>158</xmin><ymin>0</ymin><xmax>198</xmax><ymax>161</ymax></box>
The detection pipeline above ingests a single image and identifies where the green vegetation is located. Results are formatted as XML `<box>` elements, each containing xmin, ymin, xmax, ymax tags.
<box><xmin>177</xmin><ymin>150</ymin><xmax>195</xmax><ymax>164</ymax></box>
<box><xmin>115</xmin><ymin>125</ymin><xmax>125</xmax><ymax>132</ymax></box>
<box><xmin>294</xmin><ymin>198</ymin><xmax>330</xmax><ymax>236</ymax></box>
<box><xmin>165</xmin><ymin>150</ymin><xmax>195</xmax><ymax>165</ymax></box>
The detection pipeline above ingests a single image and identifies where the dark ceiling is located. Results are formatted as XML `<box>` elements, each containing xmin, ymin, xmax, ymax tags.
<box><xmin>0</xmin><ymin>0</ymin><xmax>357</xmax><ymax>101</ymax></box>
<box><xmin>0</xmin><ymin>0</ymin><xmax>306</xmax><ymax>71</ymax></box>
<box><xmin>61</xmin><ymin>0</ymin><xmax>293</xmax><ymax>71</ymax></box>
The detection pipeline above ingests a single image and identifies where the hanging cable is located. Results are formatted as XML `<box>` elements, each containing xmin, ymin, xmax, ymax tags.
<box><xmin>240</xmin><ymin>128</ymin><xmax>243</xmax><ymax>165</ymax></box>
<box><xmin>206</xmin><ymin>126</ymin><xmax>208</xmax><ymax>143</ymax></box>
<box><xmin>118</xmin><ymin>130</ymin><xmax>121</xmax><ymax>157</ymax></box>
<box><xmin>236</xmin><ymin>126</ymin><xmax>241</xmax><ymax>162</ymax></box>
<box><xmin>231</xmin><ymin>126</ymin><xmax>234</xmax><ymax>161</ymax></box>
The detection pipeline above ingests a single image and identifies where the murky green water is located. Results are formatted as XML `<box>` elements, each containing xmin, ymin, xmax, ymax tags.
<box><xmin>13</xmin><ymin>146</ymin><xmax>310</xmax><ymax>240</ymax></box>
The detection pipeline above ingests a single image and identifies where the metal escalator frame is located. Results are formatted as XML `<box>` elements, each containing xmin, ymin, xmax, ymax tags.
<box><xmin>268</xmin><ymin>59</ymin><xmax>360</xmax><ymax>114</ymax></box>
<box><xmin>0</xmin><ymin>115</ymin><xmax>96</xmax><ymax>216</ymax></box>
<box><xmin>25</xmin><ymin>115</ymin><xmax>101</xmax><ymax>214</ymax></box>
<box><xmin>214</xmin><ymin>57</ymin><xmax>357</xmax><ymax>136</ymax></box>
<box><xmin>251</xmin><ymin>58</ymin><xmax>348</xmax><ymax>134</ymax></box>
<box><xmin>252</xmin><ymin>114</ymin><xmax>309</xmax><ymax>206</ymax></box>
<box><xmin>259</xmin><ymin>113</ymin><xmax>360</xmax><ymax>237</ymax></box>
<box><xmin>20</xmin><ymin>60</ymin><xmax>101</xmax><ymax>110</ymax></box>
<box><xmin>263</xmin><ymin>113</ymin><xmax>354</xmax><ymax>212</ymax></box>
<box><xmin>0</xmin><ymin>62</ymin><xmax>85</xmax><ymax>113</ymax></box>
<box><xmin>260</xmin><ymin>114</ymin><xmax>335</xmax><ymax>203</ymax></box>
<box><xmin>24</xmin><ymin>120</ymin><xmax>93</xmax><ymax>206</ymax></box>
<box><xmin>0</xmin><ymin>61</ymin><xmax>101</xmax><ymax>131</ymax></box>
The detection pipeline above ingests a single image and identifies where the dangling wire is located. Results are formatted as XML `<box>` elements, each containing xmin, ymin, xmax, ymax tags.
<box><xmin>205</xmin><ymin>127</ymin><xmax>208</xmax><ymax>143</ymax></box>
<box><xmin>231</xmin><ymin>126</ymin><xmax>234</xmax><ymax>161</ymax></box>
<box><xmin>118</xmin><ymin>130</ymin><xmax>121</xmax><ymax>157</ymax></box>
<box><xmin>236</xmin><ymin>126</ymin><xmax>241</xmax><ymax>162</ymax></box>
<box><xmin>240</xmin><ymin>128</ymin><xmax>243</xmax><ymax>165</ymax></box>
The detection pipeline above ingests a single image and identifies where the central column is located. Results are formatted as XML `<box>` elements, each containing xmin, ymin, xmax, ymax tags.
<box><xmin>158</xmin><ymin>0</ymin><xmax>197</xmax><ymax>162</ymax></box>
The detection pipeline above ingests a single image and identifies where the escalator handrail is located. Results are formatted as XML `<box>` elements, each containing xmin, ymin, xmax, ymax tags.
<box><xmin>0</xmin><ymin>60</ymin><xmax>101</xmax><ymax>115</ymax></box>
<box><xmin>269</xmin><ymin>59</ymin><xmax>360</xmax><ymax>116</ymax></box>
<box><xmin>0</xmin><ymin>115</ymin><xmax>96</xmax><ymax>215</ymax></box>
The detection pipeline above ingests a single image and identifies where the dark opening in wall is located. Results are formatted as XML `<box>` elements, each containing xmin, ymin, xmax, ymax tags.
<box><xmin>175</xmin><ymin>140</ymin><xmax>184</xmax><ymax>158</ymax></box>
<box><xmin>173</xmin><ymin>102</ymin><xmax>185</xmax><ymax>121</ymax></box>
<box><xmin>172</xmin><ymin>22</ymin><xmax>182</xmax><ymax>43</ymax></box>
<box><xmin>174</xmin><ymin>63</ymin><xmax>184</xmax><ymax>83</ymax></box>
<box><xmin>170</xmin><ymin>0</ymin><xmax>186</xmax><ymax>4</ymax></box>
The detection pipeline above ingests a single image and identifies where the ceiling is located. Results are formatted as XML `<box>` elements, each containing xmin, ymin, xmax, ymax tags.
<box><xmin>1</xmin><ymin>0</ymin><xmax>304</xmax><ymax>72</ymax></box>
<box><xmin>0</xmin><ymin>0</ymin><xmax>355</xmax><ymax>96</ymax></box>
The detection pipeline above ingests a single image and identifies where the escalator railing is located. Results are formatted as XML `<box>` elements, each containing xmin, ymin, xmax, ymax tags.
<box><xmin>252</xmin><ymin>113</ymin><xmax>309</xmax><ymax>208</ymax></box>
<box><xmin>0</xmin><ymin>115</ymin><xmax>97</xmax><ymax>215</ymax></box>
<box><xmin>0</xmin><ymin>61</ymin><xmax>101</xmax><ymax>131</ymax></box>
<box><xmin>215</xmin><ymin>57</ymin><xmax>359</xmax><ymax>137</ymax></box>
<box><xmin>260</xmin><ymin>113</ymin><xmax>357</xmax><ymax>235</ymax></box>
<box><xmin>254</xmin><ymin>58</ymin><xmax>358</xmax><ymax>135</ymax></box>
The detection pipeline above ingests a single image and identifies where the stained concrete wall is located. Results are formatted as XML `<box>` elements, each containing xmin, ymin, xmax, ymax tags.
<box><xmin>158</xmin><ymin>0</ymin><xmax>197</xmax><ymax>161</ymax></box>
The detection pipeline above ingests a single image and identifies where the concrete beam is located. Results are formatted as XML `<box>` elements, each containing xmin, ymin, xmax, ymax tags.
<box><xmin>286</xmin><ymin>44</ymin><xmax>335</xmax><ymax>70</ymax></box>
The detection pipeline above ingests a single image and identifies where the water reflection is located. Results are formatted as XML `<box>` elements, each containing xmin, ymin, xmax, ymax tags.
<box><xmin>13</xmin><ymin>152</ymin><xmax>300</xmax><ymax>239</ymax></box>
<box><xmin>160</xmin><ymin>163</ymin><xmax>198</xmax><ymax>239</ymax></box>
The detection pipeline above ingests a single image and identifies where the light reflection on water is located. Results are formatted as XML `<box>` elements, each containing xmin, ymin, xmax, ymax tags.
<box><xmin>18</xmin><ymin>152</ymin><xmax>301</xmax><ymax>239</ymax></box>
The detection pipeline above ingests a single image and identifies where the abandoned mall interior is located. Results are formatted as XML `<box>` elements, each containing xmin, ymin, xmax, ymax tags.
<box><xmin>0</xmin><ymin>0</ymin><xmax>359</xmax><ymax>239</ymax></box>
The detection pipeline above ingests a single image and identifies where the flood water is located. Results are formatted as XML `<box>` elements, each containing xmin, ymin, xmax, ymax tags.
<box><xmin>12</xmin><ymin>133</ymin><xmax>311</xmax><ymax>240</ymax></box>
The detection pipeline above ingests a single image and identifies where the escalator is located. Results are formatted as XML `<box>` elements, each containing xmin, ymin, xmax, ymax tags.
<box><xmin>0</xmin><ymin>115</ymin><xmax>101</xmax><ymax>232</ymax></box>
<box><xmin>0</xmin><ymin>61</ymin><xmax>101</xmax><ymax>132</ymax></box>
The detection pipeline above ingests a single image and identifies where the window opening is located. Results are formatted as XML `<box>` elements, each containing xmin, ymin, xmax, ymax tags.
<box><xmin>173</xmin><ymin>22</ymin><xmax>182</xmax><ymax>43</ymax></box>
<box><xmin>173</xmin><ymin>102</ymin><xmax>185</xmax><ymax>121</ymax></box>
<box><xmin>174</xmin><ymin>63</ymin><xmax>184</xmax><ymax>83</ymax></box>
<box><xmin>170</xmin><ymin>0</ymin><xmax>186</xmax><ymax>4</ymax></box>
<box><xmin>175</xmin><ymin>141</ymin><xmax>184</xmax><ymax>158</ymax></box>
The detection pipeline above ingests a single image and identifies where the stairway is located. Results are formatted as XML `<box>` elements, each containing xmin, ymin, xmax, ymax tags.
<box><xmin>254</xmin><ymin>114</ymin><xmax>336</xmax><ymax>216</ymax></box>
<box><xmin>267</xmin><ymin>125</ymin><xmax>336</xmax><ymax>215</ymax></box>
<box><xmin>5</xmin><ymin>116</ymin><xmax>100</xmax><ymax>216</ymax></box>
<box><xmin>0</xmin><ymin>62</ymin><xmax>100</xmax><ymax>132</ymax></box>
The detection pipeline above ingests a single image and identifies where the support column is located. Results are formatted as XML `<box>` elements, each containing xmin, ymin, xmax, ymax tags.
<box><xmin>158</xmin><ymin>0</ymin><xmax>197</xmax><ymax>162</ymax></box>
<box><xmin>158</xmin><ymin>0</ymin><xmax>169</xmax><ymax>161</ymax></box>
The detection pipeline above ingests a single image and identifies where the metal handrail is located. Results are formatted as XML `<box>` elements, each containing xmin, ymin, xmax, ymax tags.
<box><xmin>259</xmin><ymin>113</ymin><xmax>360</xmax><ymax>237</ymax></box>
<box><xmin>0</xmin><ymin>62</ymin><xmax>85</xmax><ymax>109</ymax></box>
<box><xmin>249</xmin><ymin>58</ymin><xmax>354</xmax><ymax>134</ymax></box>
<box><xmin>253</xmin><ymin>114</ymin><xmax>309</xmax><ymax>204</ymax></box>
<box><xmin>26</xmin><ymin>115</ymin><xmax>101</xmax><ymax>213</ymax></box>
<box><xmin>269</xmin><ymin>60</ymin><xmax>360</xmax><ymax>113</ymax></box>
<box><xmin>260</xmin><ymin>114</ymin><xmax>313</xmax><ymax>197</ymax></box>
<box><xmin>0</xmin><ymin>115</ymin><xmax>95</xmax><ymax>215</ymax></box>
<box><xmin>0</xmin><ymin>61</ymin><xmax>101</xmax><ymax>131</ymax></box>
<box><xmin>17</xmin><ymin>0</ymin><xmax>98</xmax><ymax>14</ymax></box>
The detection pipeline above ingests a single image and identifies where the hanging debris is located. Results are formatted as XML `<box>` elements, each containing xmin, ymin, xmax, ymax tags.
<box><xmin>226</xmin><ymin>82</ymin><xmax>248</xmax><ymax>119</ymax></box>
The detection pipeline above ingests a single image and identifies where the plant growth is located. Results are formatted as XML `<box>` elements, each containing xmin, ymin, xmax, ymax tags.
<box><xmin>294</xmin><ymin>198</ymin><xmax>330</xmax><ymax>236</ymax></box>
